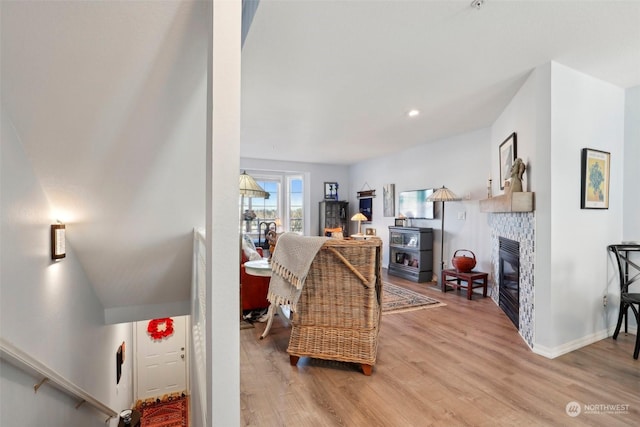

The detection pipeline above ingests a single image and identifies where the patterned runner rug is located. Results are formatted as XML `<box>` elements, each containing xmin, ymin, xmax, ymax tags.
<box><xmin>138</xmin><ymin>395</ymin><xmax>188</xmax><ymax>427</ymax></box>
<box><xmin>382</xmin><ymin>282</ymin><xmax>446</xmax><ymax>314</ymax></box>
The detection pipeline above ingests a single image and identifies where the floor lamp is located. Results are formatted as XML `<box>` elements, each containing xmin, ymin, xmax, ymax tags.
<box><xmin>239</xmin><ymin>171</ymin><xmax>269</xmax><ymax>252</ymax></box>
<box><xmin>427</xmin><ymin>186</ymin><xmax>460</xmax><ymax>284</ymax></box>
<box><xmin>238</xmin><ymin>171</ymin><xmax>269</xmax><ymax>320</ymax></box>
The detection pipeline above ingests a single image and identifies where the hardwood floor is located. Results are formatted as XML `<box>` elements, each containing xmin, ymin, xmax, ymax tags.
<box><xmin>240</xmin><ymin>270</ymin><xmax>639</xmax><ymax>426</ymax></box>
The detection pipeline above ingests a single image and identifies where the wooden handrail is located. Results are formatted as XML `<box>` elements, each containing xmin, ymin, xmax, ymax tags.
<box><xmin>0</xmin><ymin>337</ymin><xmax>118</xmax><ymax>423</ymax></box>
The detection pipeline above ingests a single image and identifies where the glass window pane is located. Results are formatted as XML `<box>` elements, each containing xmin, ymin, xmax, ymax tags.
<box><xmin>240</xmin><ymin>172</ymin><xmax>304</xmax><ymax>236</ymax></box>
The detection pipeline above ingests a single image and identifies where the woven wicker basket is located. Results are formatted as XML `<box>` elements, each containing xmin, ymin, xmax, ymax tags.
<box><xmin>287</xmin><ymin>238</ymin><xmax>382</xmax><ymax>375</ymax></box>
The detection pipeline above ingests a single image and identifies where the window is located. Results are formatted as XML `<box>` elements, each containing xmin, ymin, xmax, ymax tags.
<box><xmin>288</xmin><ymin>176</ymin><xmax>303</xmax><ymax>233</ymax></box>
<box><xmin>241</xmin><ymin>171</ymin><xmax>304</xmax><ymax>246</ymax></box>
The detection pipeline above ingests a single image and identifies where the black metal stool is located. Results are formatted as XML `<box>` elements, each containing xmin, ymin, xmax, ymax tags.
<box><xmin>608</xmin><ymin>244</ymin><xmax>640</xmax><ymax>359</ymax></box>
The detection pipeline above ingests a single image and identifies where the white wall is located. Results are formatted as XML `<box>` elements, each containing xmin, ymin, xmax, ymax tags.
<box><xmin>624</xmin><ymin>85</ymin><xmax>640</xmax><ymax>241</ymax></box>
<box><xmin>547</xmin><ymin>62</ymin><xmax>625</xmax><ymax>352</ymax></box>
<box><xmin>491</xmin><ymin>62</ymin><xmax>627</xmax><ymax>355</ymax></box>
<box><xmin>622</xmin><ymin>85</ymin><xmax>640</xmax><ymax>334</ymax></box>
<box><xmin>240</xmin><ymin>158</ymin><xmax>350</xmax><ymax>237</ymax></box>
<box><xmin>349</xmin><ymin>128</ymin><xmax>492</xmax><ymax>279</ymax></box>
<box><xmin>1</xmin><ymin>109</ymin><xmax>133</xmax><ymax>426</ymax></box>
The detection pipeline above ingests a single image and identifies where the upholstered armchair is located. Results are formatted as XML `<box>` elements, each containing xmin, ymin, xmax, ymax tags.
<box><xmin>287</xmin><ymin>238</ymin><xmax>383</xmax><ymax>375</ymax></box>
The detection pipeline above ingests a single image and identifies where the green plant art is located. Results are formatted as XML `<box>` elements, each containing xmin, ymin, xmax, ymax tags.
<box><xmin>588</xmin><ymin>161</ymin><xmax>605</xmax><ymax>201</ymax></box>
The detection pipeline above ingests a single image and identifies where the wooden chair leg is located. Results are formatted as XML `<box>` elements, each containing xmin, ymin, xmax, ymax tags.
<box><xmin>361</xmin><ymin>364</ymin><xmax>373</xmax><ymax>376</ymax></box>
<box><xmin>289</xmin><ymin>355</ymin><xmax>300</xmax><ymax>366</ymax></box>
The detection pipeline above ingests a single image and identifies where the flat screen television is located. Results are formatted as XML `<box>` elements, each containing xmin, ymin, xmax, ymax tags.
<box><xmin>398</xmin><ymin>189</ymin><xmax>434</xmax><ymax>219</ymax></box>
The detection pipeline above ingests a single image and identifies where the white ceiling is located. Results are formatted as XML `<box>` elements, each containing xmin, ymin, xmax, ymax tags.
<box><xmin>241</xmin><ymin>0</ymin><xmax>640</xmax><ymax>165</ymax></box>
<box><xmin>2</xmin><ymin>0</ymin><xmax>639</xmax><ymax>318</ymax></box>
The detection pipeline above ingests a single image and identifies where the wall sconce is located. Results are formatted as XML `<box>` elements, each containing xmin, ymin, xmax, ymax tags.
<box><xmin>51</xmin><ymin>223</ymin><xmax>66</xmax><ymax>260</ymax></box>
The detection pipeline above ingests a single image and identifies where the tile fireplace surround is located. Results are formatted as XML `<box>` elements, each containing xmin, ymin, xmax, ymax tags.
<box><xmin>489</xmin><ymin>212</ymin><xmax>535</xmax><ymax>348</ymax></box>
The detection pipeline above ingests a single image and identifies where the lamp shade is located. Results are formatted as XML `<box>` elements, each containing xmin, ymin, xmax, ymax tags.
<box><xmin>239</xmin><ymin>171</ymin><xmax>269</xmax><ymax>198</ymax></box>
<box><xmin>351</xmin><ymin>213</ymin><xmax>368</xmax><ymax>222</ymax></box>
<box><xmin>427</xmin><ymin>186</ymin><xmax>460</xmax><ymax>202</ymax></box>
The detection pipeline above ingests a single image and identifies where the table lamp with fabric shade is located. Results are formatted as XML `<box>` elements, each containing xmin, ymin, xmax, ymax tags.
<box><xmin>427</xmin><ymin>186</ymin><xmax>460</xmax><ymax>284</ymax></box>
<box><xmin>351</xmin><ymin>212</ymin><xmax>368</xmax><ymax>236</ymax></box>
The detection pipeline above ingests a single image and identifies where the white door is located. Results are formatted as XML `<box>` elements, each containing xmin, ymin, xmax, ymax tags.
<box><xmin>135</xmin><ymin>316</ymin><xmax>188</xmax><ymax>400</ymax></box>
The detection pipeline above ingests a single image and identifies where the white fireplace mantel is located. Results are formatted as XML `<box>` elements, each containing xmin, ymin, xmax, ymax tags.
<box><xmin>479</xmin><ymin>192</ymin><xmax>534</xmax><ymax>213</ymax></box>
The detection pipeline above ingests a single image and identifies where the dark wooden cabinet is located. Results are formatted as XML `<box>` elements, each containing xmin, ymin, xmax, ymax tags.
<box><xmin>388</xmin><ymin>226</ymin><xmax>433</xmax><ymax>282</ymax></box>
<box><xmin>319</xmin><ymin>201</ymin><xmax>349</xmax><ymax>237</ymax></box>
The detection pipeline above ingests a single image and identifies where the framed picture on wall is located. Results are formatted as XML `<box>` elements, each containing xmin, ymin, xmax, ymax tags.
<box><xmin>324</xmin><ymin>182</ymin><xmax>338</xmax><ymax>200</ymax></box>
<box><xmin>499</xmin><ymin>132</ymin><xmax>517</xmax><ymax>190</ymax></box>
<box><xmin>580</xmin><ymin>148</ymin><xmax>610</xmax><ymax>209</ymax></box>
<box><xmin>383</xmin><ymin>184</ymin><xmax>395</xmax><ymax>217</ymax></box>
<box><xmin>359</xmin><ymin>197</ymin><xmax>372</xmax><ymax>221</ymax></box>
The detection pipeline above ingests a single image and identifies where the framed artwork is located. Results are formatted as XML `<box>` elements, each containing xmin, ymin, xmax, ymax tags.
<box><xmin>499</xmin><ymin>132</ymin><xmax>517</xmax><ymax>190</ymax></box>
<box><xmin>383</xmin><ymin>184</ymin><xmax>395</xmax><ymax>217</ymax></box>
<box><xmin>324</xmin><ymin>182</ymin><xmax>338</xmax><ymax>200</ymax></box>
<box><xmin>580</xmin><ymin>148</ymin><xmax>610</xmax><ymax>209</ymax></box>
<box><xmin>359</xmin><ymin>197</ymin><xmax>372</xmax><ymax>221</ymax></box>
<box><xmin>365</xmin><ymin>227</ymin><xmax>376</xmax><ymax>236</ymax></box>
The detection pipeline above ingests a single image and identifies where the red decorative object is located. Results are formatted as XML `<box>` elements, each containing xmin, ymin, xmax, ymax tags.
<box><xmin>147</xmin><ymin>318</ymin><xmax>174</xmax><ymax>341</ymax></box>
<box><xmin>451</xmin><ymin>249</ymin><xmax>476</xmax><ymax>273</ymax></box>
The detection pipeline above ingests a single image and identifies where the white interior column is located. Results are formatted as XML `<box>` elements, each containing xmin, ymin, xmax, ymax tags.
<box><xmin>206</xmin><ymin>0</ymin><xmax>241</xmax><ymax>425</ymax></box>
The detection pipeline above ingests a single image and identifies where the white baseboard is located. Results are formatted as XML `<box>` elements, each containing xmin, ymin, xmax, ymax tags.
<box><xmin>532</xmin><ymin>325</ymin><xmax>637</xmax><ymax>359</ymax></box>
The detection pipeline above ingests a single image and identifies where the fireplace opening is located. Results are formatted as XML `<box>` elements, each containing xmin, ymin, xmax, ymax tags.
<box><xmin>499</xmin><ymin>237</ymin><xmax>520</xmax><ymax>329</ymax></box>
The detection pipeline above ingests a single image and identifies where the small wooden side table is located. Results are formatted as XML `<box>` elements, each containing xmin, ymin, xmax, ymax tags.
<box><xmin>441</xmin><ymin>269</ymin><xmax>488</xmax><ymax>300</ymax></box>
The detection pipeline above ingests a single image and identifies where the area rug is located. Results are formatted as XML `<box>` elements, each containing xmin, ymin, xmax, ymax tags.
<box><xmin>138</xmin><ymin>394</ymin><xmax>188</xmax><ymax>427</ymax></box>
<box><xmin>382</xmin><ymin>282</ymin><xmax>446</xmax><ymax>314</ymax></box>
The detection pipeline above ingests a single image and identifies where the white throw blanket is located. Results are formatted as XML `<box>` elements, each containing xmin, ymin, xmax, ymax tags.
<box><xmin>267</xmin><ymin>233</ymin><xmax>329</xmax><ymax>311</ymax></box>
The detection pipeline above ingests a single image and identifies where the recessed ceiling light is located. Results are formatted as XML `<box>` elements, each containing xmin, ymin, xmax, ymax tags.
<box><xmin>408</xmin><ymin>109</ymin><xmax>420</xmax><ymax>117</ymax></box>
<box><xmin>471</xmin><ymin>0</ymin><xmax>484</xmax><ymax>10</ymax></box>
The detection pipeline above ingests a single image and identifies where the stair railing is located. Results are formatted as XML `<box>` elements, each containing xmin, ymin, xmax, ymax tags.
<box><xmin>0</xmin><ymin>337</ymin><xmax>119</xmax><ymax>423</ymax></box>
